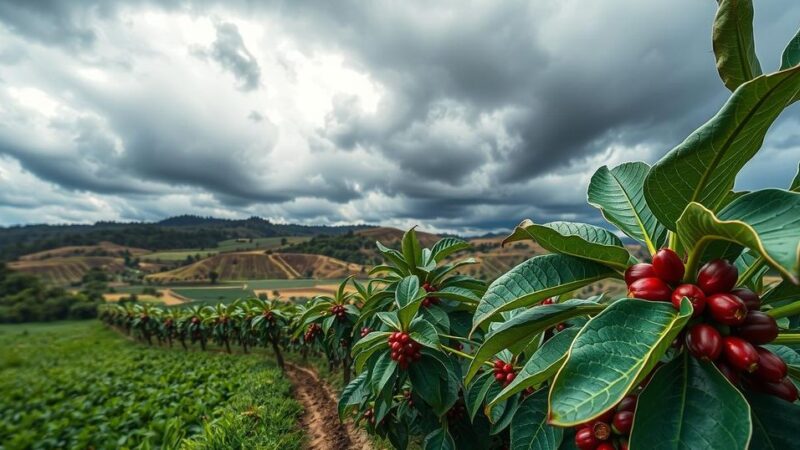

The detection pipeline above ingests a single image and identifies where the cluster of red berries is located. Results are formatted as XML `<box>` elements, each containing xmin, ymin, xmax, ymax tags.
<box><xmin>421</xmin><ymin>282</ymin><xmax>440</xmax><ymax>307</ymax></box>
<box><xmin>304</xmin><ymin>323</ymin><xmax>322</xmax><ymax>342</ymax></box>
<box><xmin>330</xmin><ymin>304</ymin><xmax>347</xmax><ymax>320</ymax></box>
<box><xmin>388</xmin><ymin>332</ymin><xmax>422</xmax><ymax>369</ymax></box>
<box><xmin>574</xmin><ymin>394</ymin><xmax>636</xmax><ymax>450</ymax></box>
<box><xmin>164</xmin><ymin>318</ymin><xmax>173</xmax><ymax>327</ymax></box>
<box><xmin>262</xmin><ymin>310</ymin><xmax>275</xmax><ymax>322</ymax></box>
<box><xmin>626</xmin><ymin>250</ymin><xmax>796</xmax><ymax>403</ymax></box>
<box><xmin>190</xmin><ymin>316</ymin><xmax>200</xmax><ymax>325</ymax></box>
<box><xmin>493</xmin><ymin>360</ymin><xmax>516</xmax><ymax>387</ymax></box>
<box><xmin>446</xmin><ymin>400</ymin><xmax>466</xmax><ymax>422</ymax></box>
<box><xmin>360</xmin><ymin>327</ymin><xmax>371</xmax><ymax>338</ymax></box>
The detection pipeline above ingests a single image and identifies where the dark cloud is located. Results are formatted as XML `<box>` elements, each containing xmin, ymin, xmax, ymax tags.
<box><xmin>194</xmin><ymin>21</ymin><xmax>261</xmax><ymax>91</ymax></box>
<box><xmin>0</xmin><ymin>0</ymin><xmax>798</xmax><ymax>232</ymax></box>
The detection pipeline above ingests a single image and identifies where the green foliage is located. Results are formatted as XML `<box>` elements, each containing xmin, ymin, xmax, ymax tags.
<box><xmin>0</xmin><ymin>321</ymin><xmax>301</xmax><ymax>449</ymax></box>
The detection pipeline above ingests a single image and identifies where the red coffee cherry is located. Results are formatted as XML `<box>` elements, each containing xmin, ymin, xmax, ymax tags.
<box><xmin>574</xmin><ymin>426</ymin><xmax>598</xmax><ymax>449</ymax></box>
<box><xmin>697</xmin><ymin>259</ymin><xmax>738</xmax><ymax>295</ymax></box>
<box><xmin>722</xmin><ymin>336</ymin><xmax>759</xmax><ymax>373</ymax></box>
<box><xmin>685</xmin><ymin>324</ymin><xmax>722</xmax><ymax>361</ymax></box>
<box><xmin>652</xmin><ymin>248</ymin><xmax>685</xmax><ymax>284</ymax></box>
<box><xmin>735</xmin><ymin>311</ymin><xmax>778</xmax><ymax>345</ymax></box>
<box><xmin>706</xmin><ymin>293</ymin><xmax>747</xmax><ymax>325</ymax></box>
<box><xmin>749</xmin><ymin>377</ymin><xmax>799</xmax><ymax>403</ymax></box>
<box><xmin>754</xmin><ymin>347</ymin><xmax>788</xmax><ymax>383</ymax></box>
<box><xmin>731</xmin><ymin>288</ymin><xmax>760</xmax><ymax>311</ymax></box>
<box><xmin>624</xmin><ymin>263</ymin><xmax>657</xmax><ymax>286</ymax></box>
<box><xmin>627</xmin><ymin>277</ymin><xmax>672</xmax><ymax>302</ymax></box>
<box><xmin>612</xmin><ymin>410</ymin><xmax>633</xmax><ymax>435</ymax></box>
<box><xmin>596</xmin><ymin>443</ymin><xmax>615</xmax><ymax>450</ymax></box>
<box><xmin>617</xmin><ymin>394</ymin><xmax>637</xmax><ymax>413</ymax></box>
<box><xmin>671</xmin><ymin>284</ymin><xmax>706</xmax><ymax>317</ymax></box>
<box><xmin>541</xmin><ymin>298</ymin><xmax>555</xmax><ymax>305</ymax></box>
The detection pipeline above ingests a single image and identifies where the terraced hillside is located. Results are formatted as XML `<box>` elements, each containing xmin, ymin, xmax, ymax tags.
<box><xmin>145</xmin><ymin>252</ymin><xmax>363</xmax><ymax>283</ymax></box>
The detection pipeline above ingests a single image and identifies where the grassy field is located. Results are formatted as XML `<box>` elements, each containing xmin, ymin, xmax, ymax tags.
<box><xmin>0</xmin><ymin>321</ymin><xmax>302</xmax><ymax>449</ymax></box>
<box><xmin>140</xmin><ymin>237</ymin><xmax>310</xmax><ymax>262</ymax></box>
<box><xmin>171</xmin><ymin>286</ymin><xmax>255</xmax><ymax>304</ymax></box>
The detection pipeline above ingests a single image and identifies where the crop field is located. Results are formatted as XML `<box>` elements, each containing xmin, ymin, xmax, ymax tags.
<box><xmin>139</xmin><ymin>237</ymin><xmax>309</xmax><ymax>262</ymax></box>
<box><xmin>171</xmin><ymin>286</ymin><xmax>256</xmax><ymax>304</ymax></box>
<box><xmin>0</xmin><ymin>321</ymin><xmax>302</xmax><ymax>449</ymax></box>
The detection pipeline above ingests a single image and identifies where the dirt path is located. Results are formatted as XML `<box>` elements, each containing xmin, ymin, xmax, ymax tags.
<box><xmin>285</xmin><ymin>363</ymin><xmax>372</xmax><ymax>450</ymax></box>
<box><xmin>269</xmin><ymin>254</ymin><xmax>302</xmax><ymax>279</ymax></box>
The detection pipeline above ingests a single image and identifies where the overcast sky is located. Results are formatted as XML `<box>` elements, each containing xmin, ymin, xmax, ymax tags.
<box><xmin>0</xmin><ymin>1</ymin><xmax>799</xmax><ymax>234</ymax></box>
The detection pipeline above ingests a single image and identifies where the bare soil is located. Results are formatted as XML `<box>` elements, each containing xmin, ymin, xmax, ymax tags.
<box><xmin>284</xmin><ymin>363</ymin><xmax>372</xmax><ymax>450</ymax></box>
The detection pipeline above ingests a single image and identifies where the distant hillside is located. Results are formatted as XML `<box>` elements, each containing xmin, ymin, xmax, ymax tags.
<box><xmin>0</xmin><ymin>215</ymin><xmax>374</xmax><ymax>261</ymax></box>
<box><xmin>283</xmin><ymin>227</ymin><xmax>443</xmax><ymax>265</ymax></box>
<box><xmin>145</xmin><ymin>251</ymin><xmax>364</xmax><ymax>283</ymax></box>
<box><xmin>19</xmin><ymin>242</ymin><xmax>149</xmax><ymax>261</ymax></box>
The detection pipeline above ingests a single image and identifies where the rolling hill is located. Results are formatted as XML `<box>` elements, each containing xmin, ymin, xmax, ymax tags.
<box><xmin>144</xmin><ymin>252</ymin><xmax>363</xmax><ymax>283</ymax></box>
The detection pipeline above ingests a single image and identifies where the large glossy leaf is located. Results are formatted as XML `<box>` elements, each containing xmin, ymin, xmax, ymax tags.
<box><xmin>424</xmin><ymin>428</ymin><xmax>455</xmax><ymax>450</ymax></box>
<box><xmin>791</xmin><ymin>162</ymin><xmax>800</xmax><ymax>191</ymax></box>
<box><xmin>409</xmin><ymin>351</ymin><xmax>459</xmax><ymax>417</ymax></box>
<box><xmin>587</xmin><ymin>162</ymin><xmax>667</xmax><ymax>254</ymax></box>
<box><xmin>644</xmin><ymin>66</ymin><xmax>800</xmax><ymax>230</ymax></box>
<box><xmin>473</xmin><ymin>254</ymin><xmax>616</xmax><ymax>331</ymax></box>
<box><xmin>338</xmin><ymin>371</ymin><xmax>369</xmax><ymax>418</ymax></box>
<box><xmin>747</xmin><ymin>391</ymin><xmax>800</xmax><ymax>450</ymax></box>
<box><xmin>712</xmin><ymin>0</ymin><xmax>762</xmax><ymax>91</ymax></box>
<box><xmin>395</xmin><ymin>276</ymin><xmax>426</xmax><ymax>328</ymax></box>
<box><xmin>489</xmin><ymin>328</ymin><xmax>579</xmax><ymax>407</ymax></box>
<box><xmin>466</xmin><ymin>300</ymin><xmax>605</xmax><ymax>383</ymax></box>
<box><xmin>548</xmin><ymin>299</ymin><xmax>692</xmax><ymax>426</ymax></box>
<box><xmin>782</xmin><ymin>28</ymin><xmax>800</xmax><ymax>71</ymax></box>
<box><xmin>429</xmin><ymin>237</ymin><xmax>470</xmax><ymax>263</ymax></box>
<box><xmin>761</xmin><ymin>280</ymin><xmax>800</xmax><ymax>306</ymax></box>
<box><xmin>629</xmin><ymin>354</ymin><xmax>751</xmax><ymax>450</ymax></box>
<box><xmin>676</xmin><ymin>189</ymin><xmax>800</xmax><ymax>284</ymax></box>
<box><xmin>503</xmin><ymin>220</ymin><xmax>632</xmax><ymax>270</ymax></box>
<box><xmin>402</xmin><ymin>227</ymin><xmax>422</xmax><ymax>266</ymax></box>
<box><xmin>510</xmin><ymin>390</ymin><xmax>563</xmax><ymax>450</ymax></box>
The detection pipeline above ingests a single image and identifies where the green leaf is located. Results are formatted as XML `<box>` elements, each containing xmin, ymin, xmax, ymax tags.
<box><xmin>466</xmin><ymin>299</ymin><xmax>605</xmax><ymax>383</ymax></box>
<box><xmin>338</xmin><ymin>371</ymin><xmax>369</xmax><ymax>419</ymax></box>
<box><xmin>377</xmin><ymin>241</ymin><xmax>409</xmax><ymax>270</ymax></box>
<box><xmin>548</xmin><ymin>299</ymin><xmax>692</xmax><ymax>426</ymax></box>
<box><xmin>424</xmin><ymin>428</ymin><xmax>455</xmax><ymax>450</ymax></box>
<box><xmin>396</xmin><ymin>276</ymin><xmax>426</xmax><ymax>329</ymax></box>
<box><xmin>402</xmin><ymin>227</ymin><xmax>422</xmax><ymax>267</ymax></box>
<box><xmin>503</xmin><ymin>220</ymin><xmax>632</xmax><ymax>270</ymax></box>
<box><xmin>510</xmin><ymin>390</ymin><xmax>563</xmax><ymax>450</ymax></box>
<box><xmin>677</xmin><ymin>189</ymin><xmax>800</xmax><ymax>284</ymax></box>
<box><xmin>790</xmin><ymin>162</ymin><xmax>800</xmax><ymax>192</ymax></box>
<box><xmin>465</xmin><ymin>371</ymin><xmax>494</xmax><ymax>421</ymax></box>
<box><xmin>587</xmin><ymin>162</ymin><xmax>668</xmax><ymax>254</ymax></box>
<box><xmin>644</xmin><ymin>66</ymin><xmax>800</xmax><ymax>230</ymax></box>
<box><xmin>781</xmin><ymin>28</ymin><xmax>800</xmax><ymax>71</ymax></box>
<box><xmin>712</xmin><ymin>0</ymin><xmax>762</xmax><ymax>91</ymax></box>
<box><xmin>369</xmin><ymin>352</ymin><xmax>397</xmax><ymax>394</ymax></box>
<box><xmin>430</xmin><ymin>237</ymin><xmax>470</xmax><ymax>263</ymax></box>
<box><xmin>409</xmin><ymin>317</ymin><xmax>441</xmax><ymax>350</ymax></box>
<box><xmin>472</xmin><ymin>254</ymin><xmax>616</xmax><ymax>331</ymax></box>
<box><xmin>747</xmin><ymin>391</ymin><xmax>800</xmax><ymax>450</ymax></box>
<box><xmin>489</xmin><ymin>328</ymin><xmax>579</xmax><ymax>408</ymax></box>
<box><xmin>761</xmin><ymin>280</ymin><xmax>800</xmax><ymax>306</ymax></box>
<box><xmin>435</xmin><ymin>286</ymin><xmax>481</xmax><ymax>304</ymax></box>
<box><xmin>629</xmin><ymin>354</ymin><xmax>751</xmax><ymax>450</ymax></box>
<box><xmin>409</xmin><ymin>351</ymin><xmax>459</xmax><ymax>417</ymax></box>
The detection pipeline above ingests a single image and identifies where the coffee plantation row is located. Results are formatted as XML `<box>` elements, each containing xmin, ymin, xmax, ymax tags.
<box><xmin>34</xmin><ymin>1</ymin><xmax>800</xmax><ymax>448</ymax></box>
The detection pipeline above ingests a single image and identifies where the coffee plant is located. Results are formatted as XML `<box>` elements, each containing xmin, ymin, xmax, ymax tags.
<box><xmin>336</xmin><ymin>2</ymin><xmax>800</xmax><ymax>449</ymax></box>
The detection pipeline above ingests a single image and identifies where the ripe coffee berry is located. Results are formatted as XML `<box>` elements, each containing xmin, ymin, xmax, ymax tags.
<box><xmin>671</xmin><ymin>284</ymin><xmax>706</xmax><ymax>317</ymax></box>
<box><xmin>574</xmin><ymin>427</ymin><xmax>599</xmax><ymax>450</ymax></box>
<box><xmin>754</xmin><ymin>347</ymin><xmax>787</xmax><ymax>383</ymax></box>
<box><xmin>617</xmin><ymin>394</ymin><xmax>637</xmax><ymax>413</ymax></box>
<box><xmin>542</xmin><ymin>298</ymin><xmax>555</xmax><ymax>305</ymax></box>
<box><xmin>686</xmin><ymin>323</ymin><xmax>722</xmax><ymax>361</ymax></box>
<box><xmin>360</xmin><ymin>327</ymin><xmax>371</xmax><ymax>338</ymax></box>
<box><xmin>612</xmin><ymin>410</ymin><xmax>633</xmax><ymax>435</ymax></box>
<box><xmin>624</xmin><ymin>263</ymin><xmax>657</xmax><ymax>286</ymax></box>
<box><xmin>421</xmin><ymin>282</ymin><xmax>440</xmax><ymax>307</ymax></box>
<box><xmin>731</xmin><ymin>288</ymin><xmax>760</xmax><ymax>311</ymax></box>
<box><xmin>716</xmin><ymin>361</ymin><xmax>740</xmax><ymax>385</ymax></box>
<box><xmin>735</xmin><ymin>311</ymin><xmax>778</xmax><ymax>344</ymax></box>
<box><xmin>628</xmin><ymin>277</ymin><xmax>672</xmax><ymax>301</ymax></box>
<box><xmin>697</xmin><ymin>259</ymin><xmax>738</xmax><ymax>295</ymax></box>
<box><xmin>722</xmin><ymin>336</ymin><xmax>759</xmax><ymax>373</ymax></box>
<box><xmin>493</xmin><ymin>360</ymin><xmax>517</xmax><ymax>387</ymax></box>
<box><xmin>707</xmin><ymin>293</ymin><xmax>747</xmax><ymax>325</ymax></box>
<box><xmin>330</xmin><ymin>304</ymin><xmax>347</xmax><ymax>320</ymax></box>
<box><xmin>596</xmin><ymin>443</ymin><xmax>615</xmax><ymax>450</ymax></box>
<box><xmin>653</xmin><ymin>248</ymin><xmax>685</xmax><ymax>284</ymax></box>
<box><xmin>388</xmin><ymin>332</ymin><xmax>421</xmax><ymax>369</ymax></box>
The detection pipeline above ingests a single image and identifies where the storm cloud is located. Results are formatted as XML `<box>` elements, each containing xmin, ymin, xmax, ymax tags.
<box><xmin>0</xmin><ymin>0</ymin><xmax>799</xmax><ymax>234</ymax></box>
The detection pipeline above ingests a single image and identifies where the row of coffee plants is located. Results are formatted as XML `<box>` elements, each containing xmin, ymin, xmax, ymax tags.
<box><xmin>335</xmin><ymin>1</ymin><xmax>800</xmax><ymax>449</ymax></box>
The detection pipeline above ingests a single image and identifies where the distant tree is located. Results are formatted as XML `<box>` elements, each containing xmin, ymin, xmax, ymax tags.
<box><xmin>280</xmin><ymin>237</ymin><xmax>287</xmax><ymax>246</ymax></box>
<box><xmin>209</xmin><ymin>271</ymin><xmax>219</xmax><ymax>284</ymax></box>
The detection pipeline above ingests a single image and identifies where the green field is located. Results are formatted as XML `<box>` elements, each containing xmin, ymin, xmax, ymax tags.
<box><xmin>140</xmin><ymin>237</ymin><xmax>310</xmax><ymax>262</ymax></box>
<box><xmin>172</xmin><ymin>286</ymin><xmax>255</xmax><ymax>304</ymax></box>
<box><xmin>0</xmin><ymin>322</ymin><xmax>302</xmax><ymax>449</ymax></box>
